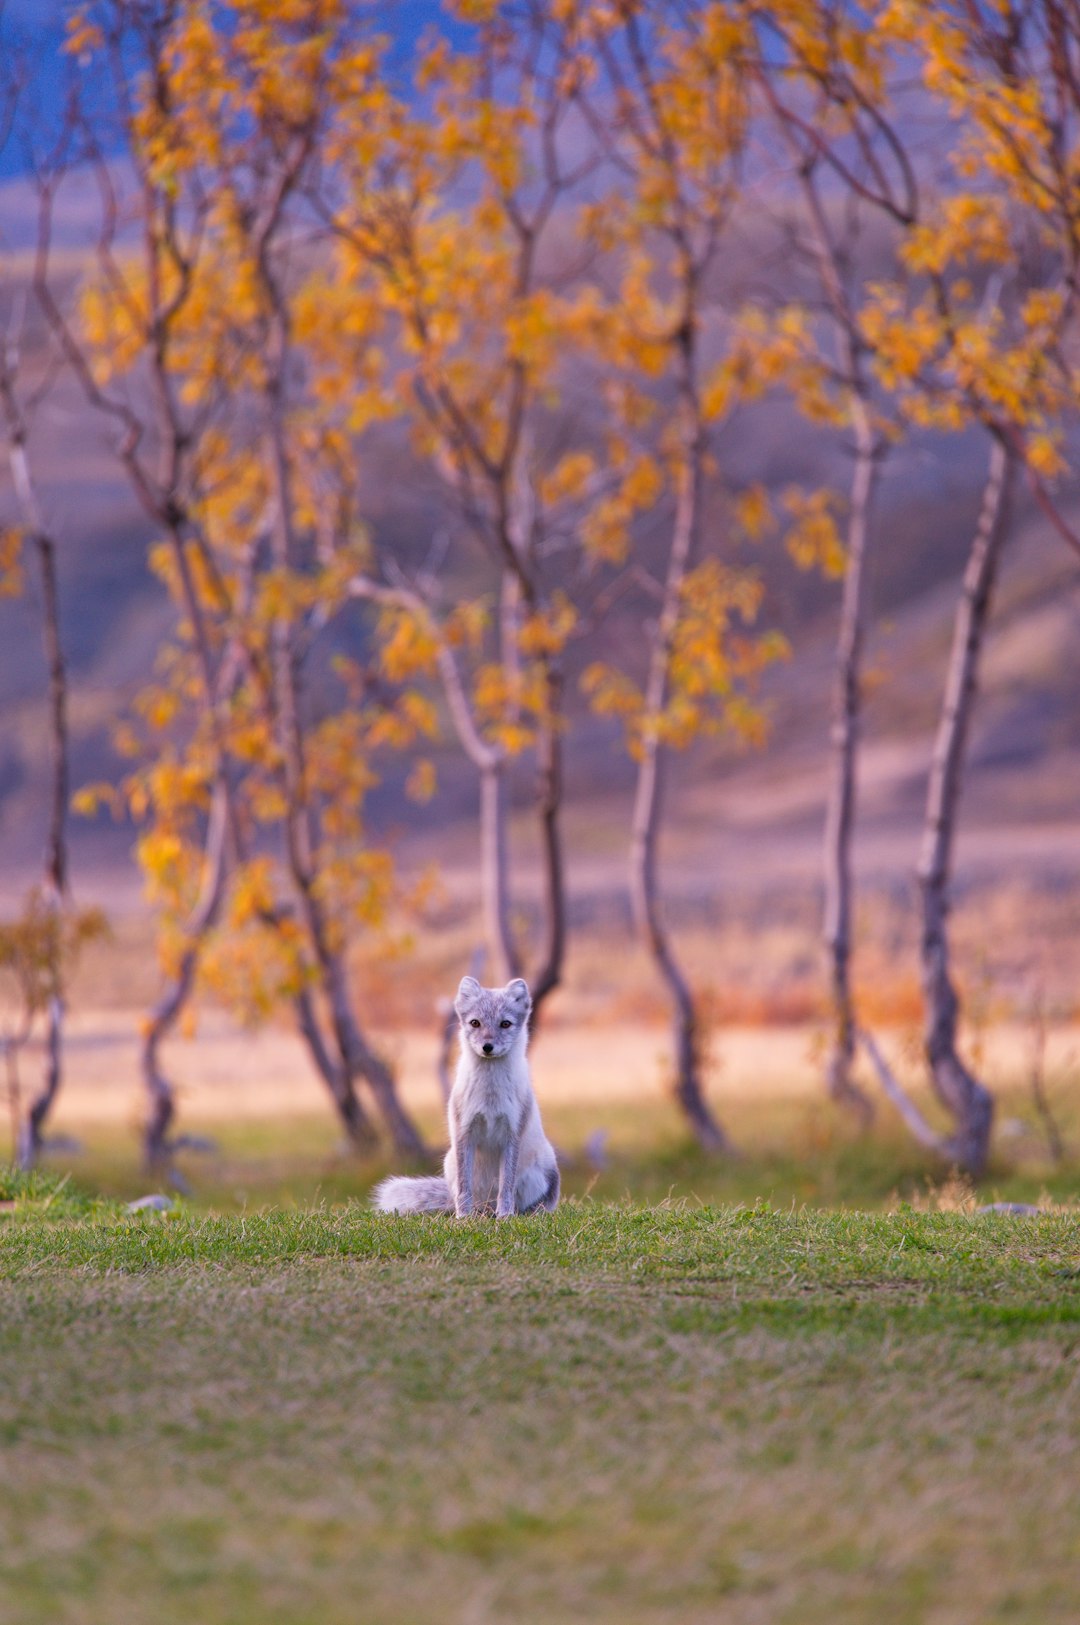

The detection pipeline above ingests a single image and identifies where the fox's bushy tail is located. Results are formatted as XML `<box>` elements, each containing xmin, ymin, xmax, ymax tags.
<box><xmin>372</xmin><ymin>1175</ymin><xmax>452</xmax><ymax>1214</ymax></box>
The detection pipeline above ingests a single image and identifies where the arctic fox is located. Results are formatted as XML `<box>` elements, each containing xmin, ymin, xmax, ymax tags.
<box><xmin>373</xmin><ymin>975</ymin><xmax>560</xmax><ymax>1218</ymax></box>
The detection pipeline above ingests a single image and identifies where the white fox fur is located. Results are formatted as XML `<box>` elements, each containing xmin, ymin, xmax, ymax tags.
<box><xmin>373</xmin><ymin>976</ymin><xmax>560</xmax><ymax>1218</ymax></box>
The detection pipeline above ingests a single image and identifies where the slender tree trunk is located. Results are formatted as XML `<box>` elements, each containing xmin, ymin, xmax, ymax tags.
<box><xmin>275</xmin><ymin>631</ymin><xmax>426</xmax><ymax>1155</ymax></box>
<box><xmin>16</xmin><ymin>990</ymin><xmax>63</xmax><ymax>1171</ymax></box>
<box><xmin>822</xmin><ymin>401</ymin><xmax>878</xmax><ymax>1125</ymax></box>
<box><xmin>433</xmin><ymin>595</ymin><xmax>520</xmax><ymax>987</ymax></box>
<box><xmin>37</xmin><ymin>533</ymin><xmax>68</xmax><ymax>905</ymax></box>
<box><xmin>16</xmin><ymin>527</ymin><xmax>69</xmax><ymax>1169</ymax></box>
<box><xmin>326</xmin><ymin>952</ymin><xmax>427</xmax><ymax>1154</ymax></box>
<box><xmin>755</xmin><ymin>88</ymin><xmax>890</xmax><ymax>1123</ymax></box>
<box><xmin>479</xmin><ymin>758</ymin><xmax>520</xmax><ymax>984</ymax></box>
<box><xmin>529</xmin><ymin>668</ymin><xmax>566</xmax><ymax>1019</ymax></box>
<box><xmin>631</xmin><ymin>741</ymin><xmax>727</xmax><ymax>1149</ymax></box>
<box><xmin>292</xmin><ymin>984</ymin><xmax>380</xmax><ymax>1150</ymax></box>
<box><xmin>136</xmin><ymin>614</ymin><xmax>248</xmax><ymax>1173</ymax></box>
<box><xmin>347</xmin><ymin>574</ymin><xmax>522</xmax><ymax>1087</ymax></box>
<box><xmin>31</xmin><ymin>148</ymin><xmax>260</xmax><ymax>1165</ymax></box>
<box><xmin>39</xmin><ymin>200</ymin><xmax>243</xmax><ymax>1167</ymax></box>
<box><xmin>771</xmin><ymin>124</ymin><xmax>879</xmax><ymax>1126</ymax></box>
<box><xmin>917</xmin><ymin>437</ymin><xmax>1014</xmax><ymax>1177</ymax></box>
<box><xmin>491</xmin><ymin>551</ymin><xmax>569</xmax><ymax>1016</ymax></box>
<box><xmin>261</xmin><ymin>296</ymin><xmax>426</xmax><ymax>1160</ymax></box>
<box><xmin>1</xmin><ymin>356</ymin><xmax>72</xmax><ymax>1166</ymax></box>
<box><xmin>142</xmin><ymin>956</ymin><xmax>193</xmax><ymax>1173</ymax></box>
<box><xmin>631</xmin><ymin>339</ymin><xmax>728</xmax><ymax>1151</ymax></box>
<box><xmin>142</xmin><ymin>787</ymin><xmax>229</xmax><ymax>1172</ymax></box>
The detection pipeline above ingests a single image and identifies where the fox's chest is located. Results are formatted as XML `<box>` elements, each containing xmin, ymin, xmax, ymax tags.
<box><xmin>453</xmin><ymin>1068</ymin><xmax>522</xmax><ymax>1144</ymax></box>
<box><xmin>467</xmin><ymin>1121</ymin><xmax>513</xmax><ymax>1179</ymax></box>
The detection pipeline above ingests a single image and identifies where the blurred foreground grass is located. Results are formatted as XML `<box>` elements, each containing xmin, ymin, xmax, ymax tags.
<box><xmin>9</xmin><ymin>1083</ymin><xmax>1080</xmax><ymax>1214</ymax></box>
<box><xmin>2</xmin><ymin>1186</ymin><xmax>1080</xmax><ymax>1624</ymax></box>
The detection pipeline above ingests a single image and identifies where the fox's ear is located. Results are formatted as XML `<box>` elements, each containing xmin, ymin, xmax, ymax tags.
<box><xmin>454</xmin><ymin>974</ymin><xmax>481</xmax><ymax>1014</ymax></box>
<box><xmin>505</xmin><ymin>978</ymin><xmax>531</xmax><ymax>1010</ymax></box>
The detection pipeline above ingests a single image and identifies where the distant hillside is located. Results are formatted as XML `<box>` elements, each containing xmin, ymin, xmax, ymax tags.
<box><xmin>2</xmin><ymin>219</ymin><xmax>1079</xmax><ymax>917</ymax></box>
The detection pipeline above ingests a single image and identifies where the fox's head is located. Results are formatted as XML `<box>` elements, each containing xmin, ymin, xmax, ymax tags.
<box><xmin>454</xmin><ymin>975</ymin><xmax>531</xmax><ymax>1060</ymax></box>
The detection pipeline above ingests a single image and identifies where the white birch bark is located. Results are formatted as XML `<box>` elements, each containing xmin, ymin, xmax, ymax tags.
<box><xmin>1</xmin><ymin>330</ymin><xmax>71</xmax><ymax>1168</ymax></box>
<box><xmin>260</xmin><ymin>260</ymin><xmax>426</xmax><ymax>1158</ymax></box>
<box><xmin>916</xmin><ymin>437</ymin><xmax>1014</xmax><ymax>1176</ymax></box>
<box><xmin>822</xmin><ymin>398</ymin><xmax>878</xmax><ymax>1123</ymax></box>
<box><xmin>630</xmin><ymin>328</ymin><xmax>728</xmax><ymax>1152</ymax></box>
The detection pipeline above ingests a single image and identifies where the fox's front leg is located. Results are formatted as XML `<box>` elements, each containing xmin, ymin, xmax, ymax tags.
<box><xmin>453</xmin><ymin>1122</ymin><xmax>475</xmax><ymax>1219</ymax></box>
<box><xmin>496</xmin><ymin>1128</ymin><xmax>521</xmax><ymax>1220</ymax></box>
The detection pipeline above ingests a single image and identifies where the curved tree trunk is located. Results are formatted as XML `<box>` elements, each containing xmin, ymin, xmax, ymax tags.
<box><xmin>346</xmin><ymin>575</ymin><xmax>521</xmax><ymax>1020</ymax></box>
<box><xmin>142</xmin><ymin>958</ymin><xmax>193</xmax><ymax>1174</ymax></box>
<box><xmin>489</xmin><ymin>558</ymin><xmax>570</xmax><ymax>1019</ymax></box>
<box><xmin>16</xmin><ymin>990</ymin><xmax>62</xmax><ymax>1171</ymax></box>
<box><xmin>528</xmin><ymin>669</ymin><xmax>566</xmax><ymax>1021</ymax></box>
<box><xmin>632</xmin><ymin>742</ymin><xmax>728</xmax><ymax>1150</ymax></box>
<box><xmin>37</xmin><ymin>532</ymin><xmax>68</xmax><ymax>906</ymax></box>
<box><xmin>17</xmin><ymin>527</ymin><xmax>69</xmax><ymax>1169</ymax></box>
<box><xmin>293</xmin><ymin>984</ymin><xmax>380</xmax><ymax>1151</ymax></box>
<box><xmin>261</xmin><ymin>284</ymin><xmax>426</xmax><ymax>1160</ymax></box>
<box><xmin>436</xmin><ymin>583</ymin><xmax>520</xmax><ymax>987</ymax></box>
<box><xmin>822</xmin><ymin>401</ymin><xmax>878</xmax><ymax>1125</ymax></box>
<box><xmin>322</xmin><ymin>952</ymin><xmax>427</xmax><ymax>1157</ymax></box>
<box><xmin>346</xmin><ymin>573</ymin><xmax>525</xmax><ymax>1086</ymax></box>
<box><xmin>275</xmin><ymin>663</ymin><xmax>426</xmax><ymax>1157</ymax></box>
<box><xmin>630</xmin><ymin>337</ymin><xmax>728</xmax><ymax>1152</ymax></box>
<box><xmin>768</xmin><ymin>114</ymin><xmax>879</xmax><ymax>1126</ymax></box>
<box><xmin>2</xmin><ymin>352</ymin><xmax>72</xmax><ymax>1168</ymax></box>
<box><xmin>916</xmin><ymin>436</ymin><xmax>1014</xmax><ymax>1176</ymax></box>
<box><xmin>479</xmin><ymin>758</ymin><xmax>521</xmax><ymax>985</ymax></box>
<box><xmin>142</xmin><ymin>786</ymin><xmax>229</xmax><ymax>1172</ymax></box>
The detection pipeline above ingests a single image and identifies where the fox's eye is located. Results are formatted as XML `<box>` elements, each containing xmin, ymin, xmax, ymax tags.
<box><xmin>469</xmin><ymin>1019</ymin><xmax>481</xmax><ymax>1028</ymax></box>
<box><xmin>500</xmin><ymin>1020</ymin><xmax>512</xmax><ymax>1028</ymax></box>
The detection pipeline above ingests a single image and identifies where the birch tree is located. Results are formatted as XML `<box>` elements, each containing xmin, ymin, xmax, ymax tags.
<box><xmin>58</xmin><ymin>0</ymin><xmax>428</xmax><ymax>1163</ymax></box>
<box><xmin>572</xmin><ymin>1</ymin><xmax>788</xmax><ymax>1147</ymax></box>
<box><xmin>317</xmin><ymin>3</ymin><xmax>645</xmax><ymax>1021</ymax></box>
<box><xmin>748</xmin><ymin>0</ymin><xmax>920</xmax><ymax>1122</ymax></box>
<box><xmin>0</xmin><ymin>59</ymin><xmax>107</xmax><ymax>1165</ymax></box>
<box><xmin>855</xmin><ymin>0</ymin><xmax>1080</xmax><ymax>1173</ymax></box>
<box><xmin>0</xmin><ymin>330</ymin><xmax>75</xmax><ymax>1166</ymax></box>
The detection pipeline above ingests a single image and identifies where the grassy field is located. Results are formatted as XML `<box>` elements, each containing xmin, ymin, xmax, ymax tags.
<box><xmin>20</xmin><ymin>1087</ymin><xmax>1080</xmax><ymax>1216</ymax></box>
<box><xmin>3</xmin><ymin>1174</ymin><xmax>1080</xmax><ymax>1625</ymax></box>
<box><xmin>6</xmin><ymin>1000</ymin><xmax>1080</xmax><ymax>1213</ymax></box>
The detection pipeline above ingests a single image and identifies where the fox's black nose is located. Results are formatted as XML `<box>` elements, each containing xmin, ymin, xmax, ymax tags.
<box><xmin>482</xmin><ymin>1042</ymin><xmax>494</xmax><ymax>1055</ymax></box>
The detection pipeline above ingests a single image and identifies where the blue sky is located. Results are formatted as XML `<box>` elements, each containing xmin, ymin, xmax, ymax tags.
<box><xmin>0</xmin><ymin>0</ymin><xmax>461</xmax><ymax>178</ymax></box>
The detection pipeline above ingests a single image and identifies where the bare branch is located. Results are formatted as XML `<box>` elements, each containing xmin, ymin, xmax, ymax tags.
<box><xmin>859</xmin><ymin>1029</ymin><xmax>948</xmax><ymax>1153</ymax></box>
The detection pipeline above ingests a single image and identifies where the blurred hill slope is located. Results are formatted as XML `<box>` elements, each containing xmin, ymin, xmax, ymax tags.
<box><xmin>2</xmin><ymin>385</ymin><xmax>1077</xmax><ymax>913</ymax></box>
<box><xmin>1</xmin><ymin>191</ymin><xmax>1077</xmax><ymax>912</ymax></box>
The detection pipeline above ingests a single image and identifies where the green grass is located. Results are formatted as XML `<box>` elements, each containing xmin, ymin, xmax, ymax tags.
<box><xmin>3</xmin><ymin>1174</ymin><xmax>1080</xmax><ymax>1624</ymax></box>
<box><xmin>18</xmin><ymin>1086</ymin><xmax>1080</xmax><ymax>1216</ymax></box>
